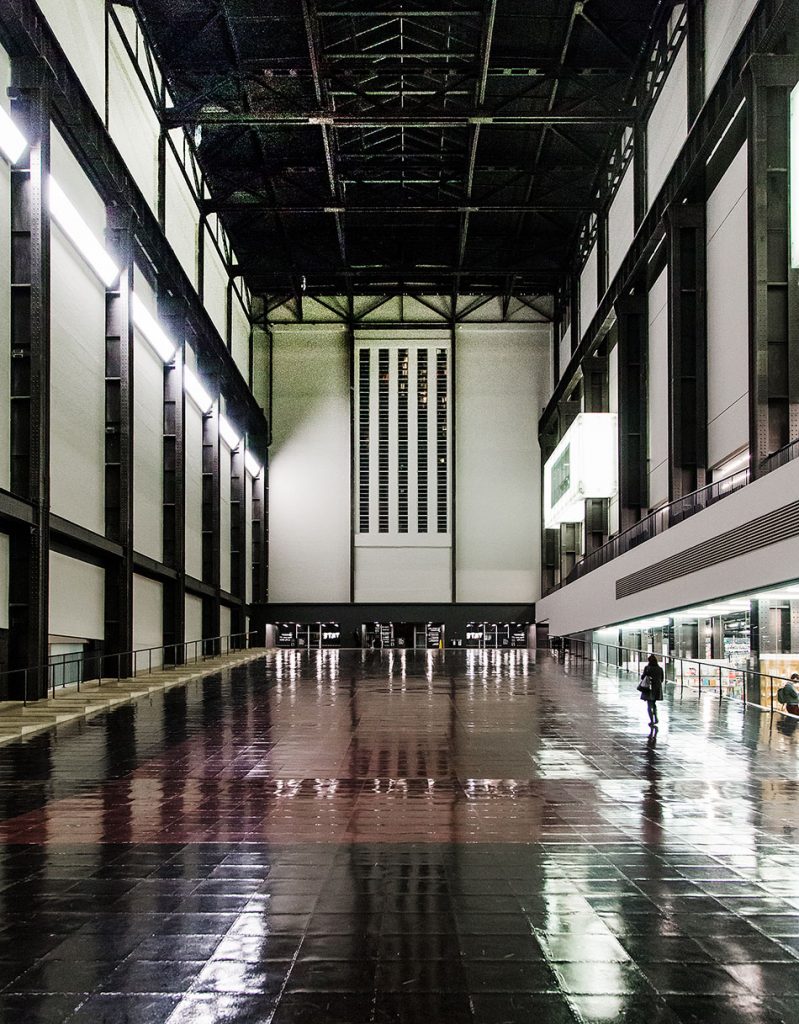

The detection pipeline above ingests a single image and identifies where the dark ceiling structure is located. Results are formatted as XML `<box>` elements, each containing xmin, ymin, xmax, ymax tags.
<box><xmin>134</xmin><ymin>0</ymin><xmax>671</xmax><ymax>304</ymax></box>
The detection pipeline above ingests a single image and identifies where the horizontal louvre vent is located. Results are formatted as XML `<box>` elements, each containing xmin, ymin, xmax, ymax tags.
<box><xmin>616</xmin><ymin>500</ymin><xmax>799</xmax><ymax>598</ymax></box>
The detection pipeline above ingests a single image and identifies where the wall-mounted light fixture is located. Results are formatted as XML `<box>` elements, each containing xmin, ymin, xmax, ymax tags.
<box><xmin>49</xmin><ymin>176</ymin><xmax>120</xmax><ymax>287</ymax></box>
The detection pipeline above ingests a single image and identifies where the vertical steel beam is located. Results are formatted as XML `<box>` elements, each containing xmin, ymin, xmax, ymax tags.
<box><xmin>251</xmin><ymin>463</ymin><xmax>268</xmax><ymax>621</ymax></box>
<box><xmin>202</xmin><ymin>397</ymin><xmax>221</xmax><ymax>651</ymax></box>
<box><xmin>104</xmin><ymin>207</ymin><xmax>135</xmax><ymax>676</ymax></box>
<box><xmin>633</xmin><ymin>121</ymin><xmax>648</xmax><ymax>230</ymax></box>
<box><xmin>229</xmin><ymin>439</ymin><xmax>247</xmax><ymax>641</ymax></box>
<box><xmin>616</xmin><ymin>294</ymin><xmax>648</xmax><ymax>529</ymax></box>
<box><xmin>582</xmin><ymin>355</ymin><xmax>610</xmax><ymax>554</ymax></box>
<box><xmin>161</xmin><ymin>298</ymin><xmax>187</xmax><ymax>665</ymax></box>
<box><xmin>746</xmin><ymin>55</ymin><xmax>799</xmax><ymax>476</ymax></box>
<box><xmin>569</xmin><ymin>275</ymin><xmax>580</xmax><ymax>354</ymax></box>
<box><xmin>686</xmin><ymin>0</ymin><xmax>706</xmax><ymax>125</ymax></box>
<box><xmin>667</xmin><ymin>203</ymin><xmax>707</xmax><ymax>498</ymax></box>
<box><xmin>7</xmin><ymin>60</ymin><xmax>50</xmax><ymax>700</ymax></box>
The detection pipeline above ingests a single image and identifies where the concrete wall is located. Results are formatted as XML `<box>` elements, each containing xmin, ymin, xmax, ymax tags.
<box><xmin>185</xmin><ymin>593</ymin><xmax>203</xmax><ymax>644</ymax></box>
<box><xmin>705</xmin><ymin>0</ymin><xmax>759</xmax><ymax>95</ymax></box>
<box><xmin>49</xmin><ymin>127</ymin><xmax>106</xmax><ymax>535</ymax></box>
<box><xmin>37</xmin><ymin>0</ymin><xmax>105</xmax><ymax>117</ymax></box>
<box><xmin>133</xmin><ymin>574</ymin><xmax>163</xmax><ymax>670</ymax></box>
<box><xmin>49</xmin><ymin>551</ymin><xmax>104</xmax><ymax>640</ymax></box>
<box><xmin>269</xmin><ymin>325</ymin><xmax>351</xmax><ymax>602</ymax></box>
<box><xmin>647</xmin><ymin>268</ymin><xmax>669</xmax><ymax>507</ymax></box>
<box><xmin>647</xmin><ymin>41</ymin><xmax>687</xmax><ymax>206</ymax></box>
<box><xmin>455</xmin><ymin>324</ymin><xmax>550</xmax><ymax>603</ymax></box>
<box><xmin>537</xmin><ymin>456</ymin><xmax>799</xmax><ymax>636</ymax></box>
<box><xmin>706</xmin><ymin>143</ymin><xmax>749</xmax><ymax>469</ymax></box>
<box><xmin>607</xmin><ymin>163</ymin><xmax>634</xmax><ymax>287</ymax></box>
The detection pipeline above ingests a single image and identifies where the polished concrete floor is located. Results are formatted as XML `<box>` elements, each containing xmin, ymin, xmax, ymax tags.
<box><xmin>0</xmin><ymin>649</ymin><xmax>798</xmax><ymax>1023</ymax></box>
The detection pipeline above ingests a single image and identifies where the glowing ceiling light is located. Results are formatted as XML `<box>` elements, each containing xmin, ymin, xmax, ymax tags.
<box><xmin>244</xmin><ymin>450</ymin><xmax>262</xmax><ymax>478</ymax></box>
<box><xmin>0</xmin><ymin>106</ymin><xmax>28</xmax><ymax>164</ymax></box>
<box><xmin>183</xmin><ymin>365</ymin><xmax>213</xmax><ymax>413</ymax></box>
<box><xmin>131</xmin><ymin>294</ymin><xmax>176</xmax><ymax>362</ymax></box>
<box><xmin>49</xmin><ymin>176</ymin><xmax>119</xmax><ymax>287</ymax></box>
<box><xmin>219</xmin><ymin>413</ymin><xmax>240</xmax><ymax>450</ymax></box>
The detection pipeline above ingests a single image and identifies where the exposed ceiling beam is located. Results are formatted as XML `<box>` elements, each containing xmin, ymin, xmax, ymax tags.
<box><xmin>207</xmin><ymin>201</ymin><xmax>597</xmax><ymax>214</ymax></box>
<box><xmin>168</xmin><ymin>110</ymin><xmax>634</xmax><ymax>128</ymax></box>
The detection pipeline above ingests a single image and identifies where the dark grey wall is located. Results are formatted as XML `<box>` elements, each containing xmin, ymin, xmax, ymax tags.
<box><xmin>250</xmin><ymin>602</ymin><xmax>535</xmax><ymax>645</ymax></box>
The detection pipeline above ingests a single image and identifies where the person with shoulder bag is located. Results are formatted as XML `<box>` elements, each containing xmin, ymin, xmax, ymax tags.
<box><xmin>776</xmin><ymin>674</ymin><xmax>799</xmax><ymax>716</ymax></box>
<box><xmin>637</xmin><ymin>653</ymin><xmax>665</xmax><ymax>727</ymax></box>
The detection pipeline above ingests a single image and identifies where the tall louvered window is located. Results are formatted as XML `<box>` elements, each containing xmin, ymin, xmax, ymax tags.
<box><xmin>358</xmin><ymin>349</ymin><xmax>370</xmax><ymax>532</ymax></box>
<box><xmin>378</xmin><ymin>349</ymin><xmax>389</xmax><ymax>532</ymax></box>
<box><xmin>436</xmin><ymin>348</ymin><xmax>448</xmax><ymax>533</ymax></box>
<box><xmin>417</xmin><ymin>348</ymin><xmax>428</xmax><ymax>533</ymax></box>
<box><xmin>398</xmin><ymin>348</ymin><xmax>409</xmax><ymax>533</ymax></box>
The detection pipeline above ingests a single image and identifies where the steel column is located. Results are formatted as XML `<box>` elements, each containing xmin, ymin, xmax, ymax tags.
<box><xmin>746</xmin><ymin>55</ymin><xmax>799</xmax><ymax>475</ymax></box>
<box><xmin>103</xmin><ymin>207</ymin><xmax>135</xmax><ymax>676</ymax></box>
<box><xmin>161</xmin><ymin>298</ymin><xmax>187</xmax><ymax>665</ymax></box>
<box><xmin>7</xmin><ymin>59</ymin><xmax>50</xmax><ymax>700</ymax></box>
<box><xmin>667</xmin><ymin>203</ymin><xmax>707</xmax><ymax>497</ymax></box>
<box><xmin>201</xmin><ymin>398</ymin><xmax>221</xmax><ymax>651</ymax></box>
<box><xmin>616</xmin><ymin>295</ymin><xmax>648</xmax><ymax>529</ymax></box>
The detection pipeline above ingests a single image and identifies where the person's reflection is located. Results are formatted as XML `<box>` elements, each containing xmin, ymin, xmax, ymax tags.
<box><xmin>641</xmin><ymin>729</ymin><xmax>663</xmax><ymax>845</ymax></box>
<box><xmin>777</xmin><ymin>715</ymin><xmax>798</xmax><ymax>737</ymax></box>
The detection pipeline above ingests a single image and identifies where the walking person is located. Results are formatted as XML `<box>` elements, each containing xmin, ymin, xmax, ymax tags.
<box><xmin>638</xmin><ymin>653</ymin><xmax>664</xmax><ymax>727</ymax></box>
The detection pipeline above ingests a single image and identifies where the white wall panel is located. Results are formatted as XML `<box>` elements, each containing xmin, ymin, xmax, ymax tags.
<box><xmin>537</xmin><ymin>456</ymin><xmax>799</xmax><ymax>637</ymax></box>
<box><xmin>608</xmin><ymin>343</ymin><xmax>620</xmax><ymax>535</ymax></box>
<box><xmin>647</xmin><ymin>42</ymin><xmax>687</xmax><ymax>206</ymax></box>
<box><xmin>648</xmin><ymin>268</ymin><xmax>669</xmax><ymax>507</ymax></box>
<box><xmin>0</xmin><ymin>534</ymin><xmax>8</xmax><ymax>630</ymax></box>
<box><xmin>133</xmin><ymin>574</ymin><xmax>162</xmax><ymax>671</ymax></box>
<box><xmin>455</xmin><ymin>324</ymin><xmax>551</xmax><ymax>602</ymax></box>
<box><xmin>0</xmin><ymin>45</ymin><xmax>10</xmax><ymax>492</ymax></box>
<box><xmin>607</xmin><ymin>163</ymin><xmax>634</xmax><ymax>285</ymax></box>
<box><xmin>245</xmin><ymin>476</ymin><xmax>253</xmax><ymax>605</ymax></box>
<box><xmin>706</xmin><ymin>144</ymin><xmax>749</xmax><ymax>469</ymax></box>
<box><xmin>185</xmin><ymin>593</ymin><xmax>203</xmax><ymax>643</ymax></box>
<box><xmin>50</xmin><ymin>129</ymin><xmax>105</xmax><ymax>535</ymax></box>
<box><xmin>705</xmin><ymin>0</ymin><xmax>758</xmax><ymax>95</ymax></box>
<box><xmin>231</xmin><ymin>294</ymin><xmax>250</xmax><ymax>382</ymax></box>
<box><xmin>220</xmin><ymin>446</ymin><xmax>232</xmax><ymax>593</ymax></box>
<box><xmin>37</xmin><ymin>0</ymin><xmax>105</xmax><ymax>115</ymax></box>
<box><xmin>579</xmin><ymin>244</ymin><xmax>598</xmax><ymax>340</ymax></box>
<box><xmin>164</xmin><ymin>139</ymin><xmax>199</xmax><ymax>286</ymax></box>
<box><xmin>356</xmin><ymin>547</ymin><xmax>451</xmax><ymax>602</ymax></box>
<box><xmin>203</xmin><ymin>230</ymin><xmax>229</xmax><ymax>342</ymax></box>
<box><xmin>185</xmin><ymin>401</ymin><xmax>204</xmax><ymax>579</ymax></box>
<box><xmin>108</xmin><ymin>22</ymin><xmax>159</xmax><ymax>212</ymax></box>
<box><xmin>270</xmin><ymin>326</ymin><xmax>350</xmax><ymax>601</ymax></box>
<box><xmin>220</xmin><ymin>605</ymin><xmax>231</xmax><ymax>642</ymax></box>
<box><xmin>49</xmin><ymin>551</ymin><xmax>104</xmax><ymax>639</ymax></box>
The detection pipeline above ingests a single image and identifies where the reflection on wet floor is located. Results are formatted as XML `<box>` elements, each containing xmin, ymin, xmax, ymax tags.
<box><xmin>0</xmin><ymin>649</ymin><xmax>797</xmax><ymax>1022</ymax></box>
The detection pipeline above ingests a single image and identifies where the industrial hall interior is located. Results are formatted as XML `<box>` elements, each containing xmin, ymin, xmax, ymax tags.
<box><xmin>3</xmin><ymin>0</ymin><xmax>799</xmax><ymax>1023</ymax></box>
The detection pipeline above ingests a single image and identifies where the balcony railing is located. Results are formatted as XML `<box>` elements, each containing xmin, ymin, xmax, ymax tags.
<box><xmin>557</xmin><ymin>635</ymin><xmax>798</xmax><ymax>716</ymax></box>
<box><xmin>545</xmin><ymin>435</ymin><xmax>799</xmax><ymax>595</ymax></box>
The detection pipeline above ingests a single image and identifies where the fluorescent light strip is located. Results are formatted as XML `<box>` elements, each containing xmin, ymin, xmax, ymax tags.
<box><xmin>0</xmin><ymin>106</ymin><xmax>28</xmax><ymax>164</ymax></box>
<box><xmin>219</xmin><ymin>413</ymin><xmax>241</xmax><ymax>450</ymax></box>
<box><xmin>184</xmin><ymin>366</ymin><xmax>213</xmax><ymax>413</ymax></box>
<box><xmin>244</xmin><ymin>451</ymin><xmax>262</xmax><ymax>478</ymax></box>
<box><xmin>131</xmin><ymin>294</ymin><xmax>176</xmax><ymax>362</ymax></box>
<box><xmin>49</xmin><ymin>177</ymin><xmax>120</xmax><ymax>287</ymax></box>
<box><xmin>791</xmin><ymin>83</ymin><xmax>799</xmax><ymax>269</ymax></box>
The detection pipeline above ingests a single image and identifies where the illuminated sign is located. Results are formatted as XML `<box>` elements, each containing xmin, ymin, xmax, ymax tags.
<box><xmin>543</xmin><ymin>413</ymin><xmax>618</xmax><ymax>528</ymax></box>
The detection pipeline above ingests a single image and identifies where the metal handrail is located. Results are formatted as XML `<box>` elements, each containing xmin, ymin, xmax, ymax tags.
<box><xmin>546</xmin><ymin>436</ymin><xmax>799</xmax><ymax>597</ymax></box>
<box><xmin>555</xmin><ymin>468</ymin><xmax>751</xmax><ymax>591</ymax></box>
<box><xmin>557</xmin><ymin>634</ymin><xmax>798</xmax><ymax>715</ymax></box>
<box><xmin>1</xmin><ymin>631</ymin><xmax>259</xmax><ymax>706</ymax></box>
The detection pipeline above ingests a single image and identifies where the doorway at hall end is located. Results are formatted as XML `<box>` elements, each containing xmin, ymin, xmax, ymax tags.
<box><xmin>362</xmin><ymin>622</ymin><xmax>444</xmax><ymax>650</ymax></box>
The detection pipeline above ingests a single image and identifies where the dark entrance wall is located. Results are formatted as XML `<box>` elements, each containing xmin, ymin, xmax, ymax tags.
<box><xmin>250</xmin><ymin>603</ymin><xmax>535</xmax><ymax>646</ymax></box>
